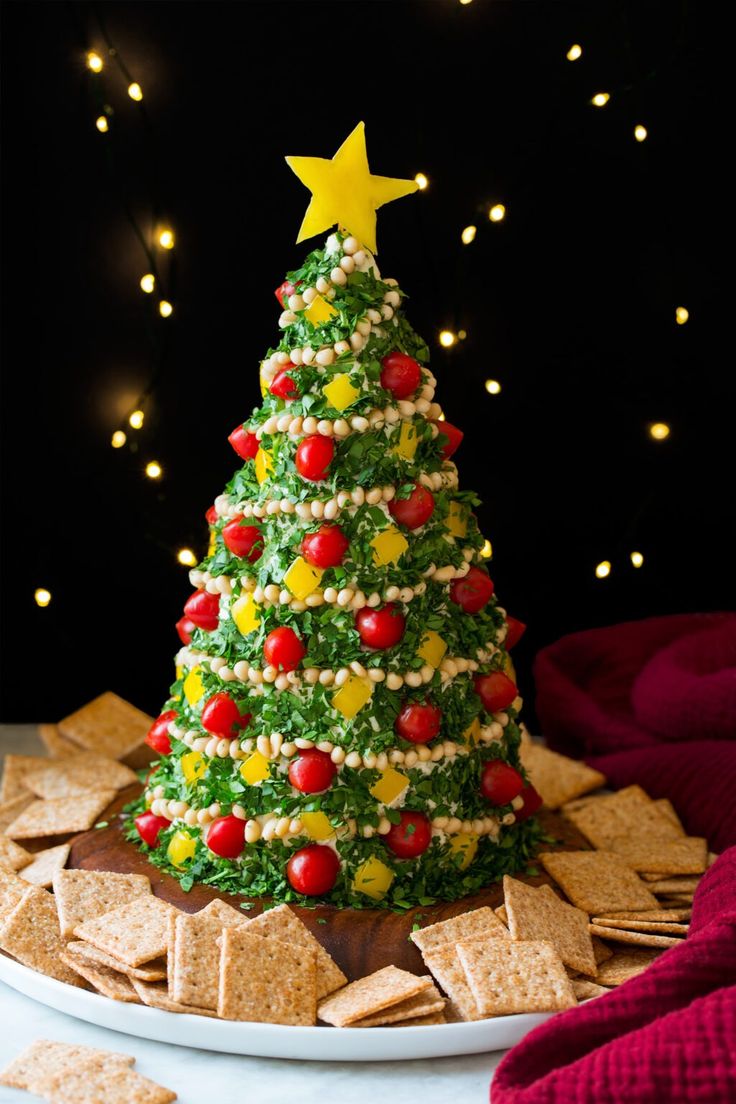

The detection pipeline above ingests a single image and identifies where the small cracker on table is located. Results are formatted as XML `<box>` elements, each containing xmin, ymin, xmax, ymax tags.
<box><xmin>519</xmin><ymin>742</ymin><xmax>606</xmax><ymax>810</ymax></box>
<box><xmin>539</xmin><ymin>850</ymin><xmax>659</xmax><ymax>915</ymax></box>
<box><xmin>572</xmin><ymin>979</ymin><xmax>612</xmax><ymax>1000</ymax></box>
<box><xmin>19</xmin><ymin>844</ymin><xmax>70</xmax><ymax>888</ymax></box>
<box><xmin>248</xmin><ymin>903</ymin><xmax>346</xmax><ymax>999</ymax></box>
<box><xmin>503</xmin><ymin>876</ymin><xmax>597</xmax><ymax>976</ymax></box>
<box><xmin>410</xmin><ymin>906</ymin><xmax>509</xmax><ymax>956</ymax></box>
<box><xmin>419</xmin><ymin>939</ymin><xmax>483</xmax><ymax>1022</ymax></box>
<box><xmin>564</xmin><ymin>785</ymin><xmax>683</xmax><ymax>850</ymax></box>
<box><xmin>73</xmin><ymin>895</ymin><xmax>176</xmax><ymax>967</ymax></box>
<box><xmin>219</xmin><ymin>928</ymin><xmax>317</xmax><ymax>1025</ymax></box>
<box><xmin>22</xmin><ymin>754</ymin><xmax>138</xmax><ymax>800</ymax></box>
<box><xmin>590</xmin><ymin>917</ymin><xmax>689</xmax><ymax>935</ymax></box>
<box><xmin>457</xmin><ymin>938</ymin><xmax>576</xmax><ymax>1017</ymax></box>
<box><xmin>170</xmin><ymin>904</ymin><xmax>250</xmax><ymax>1010</ymax></box>
<box><xmin>131</xmin><ymin>978</ymin><xmax>217</xmax><ymax>1017</ymax></box>
<box><xmin>59</xmin><ymin>691</ymin><xmax>153</xmax><ymax>761</ymax></box>
<box><xmin>34</xmin><ymin>1064</ymin><xmax>177</xmax><ymax>1104</ymax></box>
<box><xmin>0</xmin><ymin>1040</ymin><xmax>133</xmax><ymax>1091</ymax></box>
<box><xmin>53</xmin><ymin>869</ymin><xmax>152</xmax><ymax>939</ymax></box>
<box><xmin>595</xmin><ymin>948</ymin><xmax>663</xmax><ymax>985</ymax></box>
<box><xmin>65</xmin><ymin>940</ymin><xmax>167</xmax><ymax>981</ymax></box>
<box><xmin>0</xmin><ymin>754</ymin><xmax>47</xmax><ymax>803</ymax></box>
<box><xmin>351</xmin><ymin>980</ymin><xmax>445</xmax><ymax>1027</ymax></box>
<box><xmin>588</xmin><ymin>923</ymin><xmax>684</xmax><ymax>949</ymax></box>
<box><xmin>0</xmin><ymin>887</ymin><xmax>86</xmax><ymax>986</ymax></box>
<box><xmin>317</xmin><ymin>964</ymin><xmax>430</xmax><ymax>1027</ymax></box>
<box><xmin>606</xmin><ymin>835</ymin><xmax>707</xmax><ymax>875</ymax></box>
<box><xmin>38</xmin><ymin>723</ymin><xmax>80</xmax><ymax>757</ymax></box>
<box><xmin>60</xmin><ymin>952</ymin><xmax>139</xmax><ymax>1002</ymax></box>
<box><xmin>0</xmin><ymin>835</ymin><xmax>32</xmax><ymax>873</ymax></box>
<box><xmin>4</xmin><ymin>790</ymin><xmax>117</xmax><ymax>840</ymax></box>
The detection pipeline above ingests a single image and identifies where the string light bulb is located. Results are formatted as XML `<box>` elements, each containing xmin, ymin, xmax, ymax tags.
<box><xmin>461</xmin><ymin>225</ymin><xmax>477</xmax><ymax>245</ymax></box>
<box><xmin>140</xmin><ymin>273</ymin><xmax>155</xmax><ymax>294</ymax></box>
<box><xmin>459</xmin><ymin>0</ymin><xmax>473</xmax><ymax>5</ymax></box>
<box><xmin>458</xmin><ymin>329</ymin><xmax>467</xmax><ymax>340</ymax></box>
<box><xmin>86</xmin><ymin>51</ymin><xmax>104</xmax><ymax>72</ymax></box>
<box><xmin>648</xmin><ymin>422</ymin><xmax>671</xmax><ymax>441</ymax></box>
<box><xmin>414</xmin><ymin>173</ymin><xmax>429</xmax><ymax>191</ymax></box>
<box><xmin>595</xmin><ymin>560</ymin><xmax>611</xmax><ymax>579</ymax></box>
<box><xmin>566</xmin><ymin>44</ymin><xmax>582</xmax><ymax>61</ymax></box>
<box><xmin>159</xmin><ymin>300</ymin><xmax>173</xmax><ymax>318</ymax></box>
<box><xmin>111</xmin><ymin>430</ymin><xmax>127</xmax><ymax>449</ymax></box>
<box><xmin>630</xmin><ymin>551</ymin><xmax>644</xmax><ymax>568</ymax></box>
<box><xmin>485</xmin><ymin>379</ymin><xmax>501</xmax><ymax>395</ymax></box>
<box><xmin>129</xmin><ymin>410</ymin><xmax>145</xmax><ymax>429</ymax></box>
<box><xmin>676</xmin><ymin>306</ymin><xmax>689</xmax><ymax>325</ymax></box>
<box><xmin>177</xmin><ymin>548</ymin><xmax>197</xmax><ymax>567</ymax></box>
<box><xmin>158</xmin><ymin>229</ymin><xmax>175</xmax><ymax>249</ymax></box>
<box><xmin>34</xmin><ymin>588</ymin><xmax>52</xmax><ymax>607</ymax></box>
<box><xmin>480</xmin><ymin>539</ymin><xmax>493</xmax><ymax>559</ymax></box>
<box><xmin>634</xmin><ymin>125</ymin><xmax>648</xmax><ymax>142</ymax></box>
<box><xmin>439</xmin><ymin>330</ymin><xmax>456</xmax><ymax>348</ymax></box>
<box><xmin>489</xmin><ymin>204</ymin><xmax>506</xmax><ymax>222</ymax></box>
<box><xmin>95</xmin><ymin>116</ymin><xmax>109</xmax><ymax>133</ymax></box>
<box><xmin>591</xmin><ymin>93</ymin><xmax>610</xmax><ymax>107</ymax></box>
<box><xmin>127</xmin><ymin>82</ymin><xmax>143</xmax><ymax>102</ymax></box>
<box><xmin>145</xmin><ymin>460</ymin><xmax>162</xmax><ymax>479</ymax></box>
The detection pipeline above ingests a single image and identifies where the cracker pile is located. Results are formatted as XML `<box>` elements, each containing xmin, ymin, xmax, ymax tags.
<box><xmin>0</xmin><ymin>1039</ymin><xmax>175</xmax><ymax>1103</ymax></box>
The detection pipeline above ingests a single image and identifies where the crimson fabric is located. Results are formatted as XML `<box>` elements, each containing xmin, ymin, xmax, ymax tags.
<box><xmin>532</xmin><ymin>612</ymin><xmax>736</xmax><ymax>851</ymax></box>
<box><xmin>491</xmin><ymin>848</ymin><xmax>736</xmax><ymax>1103</ymax></box>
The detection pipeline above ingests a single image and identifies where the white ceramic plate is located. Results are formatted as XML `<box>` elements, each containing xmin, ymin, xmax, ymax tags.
<box><xmin>0</xmin><ymin>954</ymin><xmax>552</xmax><ymax>1062</ymax></box>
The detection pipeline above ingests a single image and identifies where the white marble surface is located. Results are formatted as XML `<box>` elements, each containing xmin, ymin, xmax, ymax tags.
<box><xmin>0</xmin><ymin>725</ymin><xmax>504</xmax><ymax>1103</ymax></box>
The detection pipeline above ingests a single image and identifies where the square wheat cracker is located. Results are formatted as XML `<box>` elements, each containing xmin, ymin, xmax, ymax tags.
<box><xmin>606</xmin><ymin>835</ymin><xmax>707</xmax><ymax>875</ymax></box>
<box><xmin>4</xmin><ymin>790</ymin><xmax>117</xmax><ymax>839</ymax></box>
<box><xmin>595</xmin><ymin>948</ymin><xmax>662</xmax><ymax>985</ymax></box>
<box><xmin>410</xmin><ymin>906</ymin><xmax>508</xmax><ymax>956</ymax></box>
<box><xmin>519</xmin><ymin>742</ymin><xmax>605</xmax><ymax>809</ymax></box>
<box><xmin>66</xmin><ymin>940</ymin><xmax>167</xmax><ymax>981</ymax></box>
<box><xmin>565</xmin><ymin>785</ymin><xmax>682</xmax><ymax>849</ymax></box>
<box><xmin>130</xmin><ymin>977</ymin><xmax>216</xmax><ymax>1016</ymax></box>
<box><xmin>588</xmin><ymin>923</ymin><xmax>684</xmax><ymax>948</ymax></box>
<box><xmin>504</xmin><ymin>876</ymin><xmax>597</xmax><ymax>975</ymax></box>
<box><xmin>419</xmin><ymin>940</ymin><xmax>483</xmax><ymax>1022</ymax></box>
<box><xmin>73</xmin><ymin>895</ymin><xmax>176</xmax><ymax>966</ymax></box>
<box><xmin>572</xmin><ymin>979</ymin><xmax>612</xmax><ymax>1000</ymax></box>
<box><xmin>23</xmin><ymin>754</ymin><xmax>137</xmax><ymax>800</ymax></box>
<box><xmin>59</xmin><ymin>691</ymin><xmax>153</xmax><ymax>760</ymax></box>
<box><xmin>653</xmin><ymin>798</ymin><xmax>685</xmax><ymax>832</ymax></box>
<box><xmin>0</xmin><ymin>887</ymin><xmax>86</xmax><ymax>986</ymax></box>
<box><xmin>317</xmin><ymin>964</ymin><xmax>430</xmax><ymax>1027</ymax></box>
<box><xmin>219</xmin><ymin>928</ymin><xmax>317</xmax><ymax>1024</ymax></box>
<box><xmin>0</xmin><ymin>793</ymin><xmax>34</xmax><ymax>832</ymax></box>
<box><xmin>19</xmin><ymin>844</ymin><xmax>70</xmax><ymax>888</ymax></box>
<box><xmin>33</xmin><ymin>1064</ymin><xmax>176</xmax><ymax>1104</ymax></box>
<box><xmin>387</xmin><ymin>1010</ymin><xmax>447</xmax><ymax>1026</ymax></box>
<box><xmin>38</xmin><ymin>723</ymin><xmax>80</xmax><ymax>757</ymax></box>
<box><xmin>590</xmin><ymin>917</ymin><xmax>689</xmax><ymax>934</ymax></box>
<box><xmin>457</xmin><ymin>938</ymin><xmax>575</xmax><ymax>1016</ymax></box>
<box><xmin>0</xmin><ymin>835</ymin><xmax>32</xmax><ymax>872</ymax></box>
<box><xmin>596</xmin><ymin>908</ymin><xmax>691</xmax><ymax>922</ymax></box>
<box><xmin>248</xmin><ymin>903</ymin><xmax>346</xmax><ymax>999</ymax></box>
<box><xmin>539</xmin><ymin>851</ymin><xmax>658</xmax><ymax>914</ymax></box>
<box><xmin>352</xmin><ymin>980</ymin><xmax>445</xmax><ymax>1027</ymax></box>
<box><xmin>0</xmin><ymin>1040</ymin><xmax>133</xmax><ymax>1091</ymax></box>
<box><xmin>0</xmin><ymin>754</ymin><xmax>47</xmax><ymax>803</ymax></box>
<box><xmin>54</xmin><ymin>869</ymin><xmax>152</xmax><ymax>939</ymax></box>
<box><xmin>60</xmin><ymin>952</ymin><xmax>139</xmax><ymax>1001</ymax></box>
<box><xmin>0</xmin><ymin>869</ymin><xmax>30</xmax><ymax>919</ymax></box>
<box><xmin>170</xmin><ymin>905</ymin><xmax>249</xmax><ymax>1009</ymax></box>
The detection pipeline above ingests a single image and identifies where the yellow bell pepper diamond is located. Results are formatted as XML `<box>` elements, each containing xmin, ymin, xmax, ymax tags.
<box><xmin>462</xmin><ymin>718</ymin><xmax>481</xmax><ymax>747</ymax></box>
<box><xmin>183</xmin><ymin>666</ymin><xmax>205</xmax><ymax>706</ymax></box>
<box><xmin>370</xmin><ymin>526</ymin><xmax>409</xmax><ymax>567</ymax></box>
<box><xmin>417</xmin><ymin>630</ymin><xmax>448</xmax><ymax>668</ymax></box>
<box><xmin>446</xmin><ymin>502</ymin><xmax>468</xmax><ymax>538</ymax></box>
<box><xmin>167</xmin><ymin>830</ymin><xmax>197</xmax><ymax>869</ymax></box>
<box><xmin>369</xmin><ymin>767</ymin><xmax>409</xmax><ymax>805</ymax></box>
<box><xmin>181</xmin><ymin>751</ymin><xmax>207</xmax><ymax>783</ymax></box>
<box><xmin>254</xmin><ymin>447</ymin><xmax>273</xmax><ymax>485</ymax></box>
<box><xmin>449</xmin><ymin>833</ymin><xmax>478</xmax><ymax>870</ymax></box>
<box><xmin>240</xmin><ymin>751</ymin><xmax>271</xmax><ymax>785</ymax></box>
<box><xmin>175</xmin><ymin>664</ymin><xmax>183</xmax><ymax>681</ymax></box>
<box><xmin>300</xmin><ymin>811</ymin><xmax>335</xmax><ymax>841</ymax></box>
<box><xmin>504</xmin><ymin>654</ymin><xmax>517</xmax><ymax>682</ymax></box>
<box><xmin>207</xmin><ymin>530</ymin><xmax>216</xmax><ymax>557</ymax></box>
<box><xmin>322</xmin><ymin>373</ymin><xmax>360</xmax><ymax>412</ymax></box>
<box><xmin>332</xmin><ymin>675</ymin><xmax>373</xmax><ymax>720</ymax></box>
<box><xmin>259</xmin><ymin>362</ymin><xmax>271</xmax><ymax>397</ymax></box>
<box><xmin>231</xmin><ymin>593</ymin><xmax>261</xmax><ymax>636</ymax></box>
<box><xmin>353</xmin><ymin>856</ymin><xmax>394</xmax><ymax>900</ymax></box>
<box><xmin>304</xmin><ymin>293</ymin><xmax>338</xmax><ymax>327</ymax></box>
<box><xmin>392</xmin><ymin>420</ymin><xmax>418</xmax><ymax>460</ymax></box>
<box><xmin>283</xmin><ymin>556</ymin><xmax>324</xmax><ymax>601</ymax></box>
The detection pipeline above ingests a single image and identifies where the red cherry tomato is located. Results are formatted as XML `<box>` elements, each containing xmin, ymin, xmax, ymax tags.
<box><xmin>355</xmin><ymin>603</ymin><xmax>406</xmax><ymax>650</ymax></box>
<box><xmin>145</xmin><ymin>710</ymin><xmax>177</xmax><ymax>755</ymax></box>
<box><xmin>222</xmin><ymin>518</ymin><xmax>263</xmax><ymax>562</ymax></box>
<box><xmin>384</xmin><ymin>811</ymin><xmax>432</xmax><ymax>858</ymax></box>
<box><xmin>296</xmin><ymin>435</ymin><xmax>335</xmax><ymax>481</ymax></box>
<box><xmin>175</xmin><ymin>616</ymin><xmax>195</xmax><ymax>645</ymax></box>
<box><xmin>505</xmin><ymin>616</ymin><xmax>527</xmax><ymax>650</ymax></box>
<box><xmin>388</xmin><ymin>482</ymin><xmax>435</xmax><ymax>530</ymax></box>
<box><xmin>263</xmin><ymin>626</ymin><xmax>306</xmax><ymax>672</ymax></box>
<box><xmin>286</xmin><ymin>844</ymin><xmax>340</xmax><ymax>896</ymax></box>
<box><xmin>206</xmin><ymin>815</ymin><xmax>246</xmax><ymax>859</ymax></box>
<box><xmin>201</xmin><ymin>692</ymin><xmax>251</xmax><ymax>738</ymax></box>
<box><xmin>431</xmin><ymin>420</ymin><xmax>464</xmax><ymax>459</ymax></box>
<box><xmin>301</xmin><ymin>524</ymin><xmax>349</xmax><ymax>569</ymax></box>
<box><xmin>380</xmin><ymin>351</ymin><xmax>421</xmax><ymax>399</ymax></box>
<box><xmin>135</xmin><ymin>811</ymin><xmax>170</xmax><ymax>848</ymax></box>
<box><xmin>205</xmin><ymin>504</ymin><xmax>218</xmax><ymax>526</ymax></box>
<box><xmin>274</xmin><ymin>279</ymin><xmax>296</xmax><ymax>309</ymax></box>
<box><xmin>228</xmin><ymin>425</ymin><xmax>259</xmax><ymax>461</ymax></box>
<box><xmin>449</xmin><ymin>566</ymin><xmax>495</xmax><ymax>614</ymax></box>
<box><xmin>474</xmin><ymin>671</ymin><xmax>518</xmax><ymax>713</ymax></box>
<box><xmin>184</xmin><ymin>589</ymin><xmax>220</xmax><ymax>631</ymax></box>
<box><xmin>480</xmin><ymin>760</ymin><xmax>525</xmax><ymax>804</ymax></box>
<box><xmin>269</xmin><ymin>365</ymin><xmax>300</xmax><ymax>400</ymax></box>
<box><xmin>288</xmin><ymin>749</ymin><xmax>337</xmax><ymax>794</ymax></box>
<box><xmin>514</xmin><ymin>783</ymin><xmax>543</xmax><ymax>822</ymax></box>
<box><xmin>395</xmin><ymin>701</ymin><xmax>442</xmax><ymax>744</ymax></box>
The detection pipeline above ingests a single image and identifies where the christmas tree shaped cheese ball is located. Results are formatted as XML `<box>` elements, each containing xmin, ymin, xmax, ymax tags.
<box><xmin>129</xmin><ymin>123</ymin><xmax>541</xmax><ymax>908</ymax></box>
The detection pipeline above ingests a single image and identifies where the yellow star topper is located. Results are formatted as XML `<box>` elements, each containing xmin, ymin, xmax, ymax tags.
<box><xmin>285</xmin><ymin>122</ymin><xmax>418</xmax><ymax>254</ymax></box>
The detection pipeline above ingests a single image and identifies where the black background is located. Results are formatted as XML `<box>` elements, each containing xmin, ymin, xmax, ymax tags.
<box><xmin>1</xmin><ymin>1</ymin><xmax>732</xmax><ymax>724</ymax></box>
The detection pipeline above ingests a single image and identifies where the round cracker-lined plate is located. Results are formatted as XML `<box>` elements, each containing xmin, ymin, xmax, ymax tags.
<box><xmin>0</xmin><ymin>954</ymin><xmax>553</xmax><ymax>1061</ymax></box>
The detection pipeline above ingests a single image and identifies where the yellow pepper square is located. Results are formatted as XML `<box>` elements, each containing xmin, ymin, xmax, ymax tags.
<box><xmin>254</xmin><ymin>447</ymin><xmax>273</xmax><ymax>485</ymax></box>
<box><xmin>369</xmin><ymin>767</ymin><xmax>409</xmax><ymax>805</ymax></box>
<box><xmin>504</xmin><ymin>654</ymin><xmax>517</xmax><ymax>682</ymax></box>
<box><xmin>353</xmin><ymin>856</ymin><xmax>394</xmax><ymax>900</ymax></box>
<box><xmin>462</xmin><ymin>718</ymin><xmax>481</xmax><ymax>747</ymax></box>
<box><xmin>181</xmin><ymin>751</ymin><xmax>207</xmax><ymax>783</ymax></box>
<box><xmin>323</xmin><ymin>373</ymin><xmax>360</xmax><ymax>412</ymax></box>
<box><xmin>417</xmin><ymin>630</ymin><xmax>448</xmax><ymax>668</ymax></box>
<box><xmin>259</xmin><ymin>363</ymin><xmax>271</xmax><ymax>397</ymax></box>
<box><xmin>167</xmin><ymin>830</ymin><xmax>197</xmax><ymax>869</ymax></box>
<box><xmin>446</xmin><ymin>502</ymin><xmax>468</xmax><ymax>538</ymax></box>
<box><xmin>183</xmin><ymin>667</ymin><xmax>205</xmax><ymax>706</ymax></box>
<box><xmin>284</xmin><ymin>556</ymin><xmax>324</xmax><ymax>601</ymax></box>
<box><xmin>392</xmin><ymin>420</ymin><xmax>418</xmax><ymax>460</ymax></box>
<box><xmin>300</xmin><ymin>811</ymin><xmax>335</xmax><ymax>840</ymax></box>
<box><xmin>231</xmin><ymin>593</ymin><xmax>262</xmax><ymax>636</ymax></box>
<box><xmin>240</xmin><ymin>751</ymin><xmax>271</xmax><ymax>785</ymax></box>
<box><xmin>175</xmin><ymin>664</ymin><xmax>183</xmax><ymax>681</ymax></box>
<box><xmin>207</xmin><ymin>530</ymin><xmax>216</xmax><ymax>557</ymax></box>
<box><xmin>304</xmin><ymin>293</ymin><xmax>338</xmax><ymax>327</ymax></box>
<box><xmin>332</xmin><ymin>675</ymin><xmax>373</xmax><ymax>720</ymax></box>
<box><xmin>370</xmin><ymin>526</ymin><xmax>409</xmax><ymax>567</ymax></box>
<box><xmin>449</xmin><ymin>833</ymin><xmax>478</xmax><ymax>870</ymax></box>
